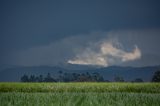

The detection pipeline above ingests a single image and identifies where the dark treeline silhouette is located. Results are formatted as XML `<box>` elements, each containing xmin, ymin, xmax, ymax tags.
<box><xmin>20</xmin><ymin>71</ymin><xmax>104</xmax><ymax>82</ymax></box>
<box><xmin>21</xmin><ymin>73</ymin><xmax>57</xmax><ymax>82</ymax></box>
<box><xmin>152</xmin><ymin>70</ymin><xmax>160</xmax><ymax>82</ymax></box>
<box><xmin>132</xmin><ymin>78</ymin><xmax>143</xmax><ymax>82</ymax></box>
<box><xmin>20</xmin><ymin>70</ymin><xmax>160</xmax><ymax>82</ymax></box>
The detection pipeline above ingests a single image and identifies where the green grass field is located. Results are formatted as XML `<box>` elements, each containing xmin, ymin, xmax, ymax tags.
<box><xmin>0</xmin><ymin>83</ymin><xmax>160</xmax><ymax>106</ymax></box>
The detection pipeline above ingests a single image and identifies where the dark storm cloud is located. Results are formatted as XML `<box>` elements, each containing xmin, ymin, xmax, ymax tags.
<box><xmin>0</xmin><ymin>0</ymin><xmax>160</xmax><ymax>66</ymax></box>
<box><xmin>5</xmin><ymin>29</ymin><xmax>160</xmax><ymax>67</ymax></box>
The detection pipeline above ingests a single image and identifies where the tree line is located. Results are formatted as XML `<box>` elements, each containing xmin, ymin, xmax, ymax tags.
<box><xmin>20</xmin><ymin>70</ymin><xmax>160</xmax><ymax>82</ymax></box>
<box><xmin>21</xmin><ymin>71</ymin><xmax>104</xmax><ymax>82</ymax></box>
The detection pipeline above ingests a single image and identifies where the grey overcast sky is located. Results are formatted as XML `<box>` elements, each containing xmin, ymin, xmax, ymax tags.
<box><xmin>0</xmin><ymin>0</ymin><xmax>160</xmax><ymax>67</ymax></box>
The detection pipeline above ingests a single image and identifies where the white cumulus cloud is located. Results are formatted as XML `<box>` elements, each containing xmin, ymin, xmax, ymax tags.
<box><xmin>68</xmin><ymin>39</ymin><xmax>141</xmax><ymax>67</ymax></box>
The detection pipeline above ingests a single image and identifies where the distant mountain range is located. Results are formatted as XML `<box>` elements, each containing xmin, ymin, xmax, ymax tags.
<box><xmin>0</xmin><ymin>64</ymin><xmax>160</xmax><ymax>82</ymax></box>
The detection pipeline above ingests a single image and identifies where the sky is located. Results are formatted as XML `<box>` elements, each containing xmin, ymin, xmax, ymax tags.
<box><xmin>0</xmin><ymin>0</ymin><xmax>160</xmax><ymax>67</ymax></box>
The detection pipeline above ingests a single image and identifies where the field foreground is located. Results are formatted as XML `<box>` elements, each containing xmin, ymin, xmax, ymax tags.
<box><xmin>0</xmin><ymin>83</ymin><xmax>160</xmax><ymax>106</ymax></box>
<box><xmin>0</xmin><ymin>82</ymin><xmax>160</xmax><ymax>93</ymax></box>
